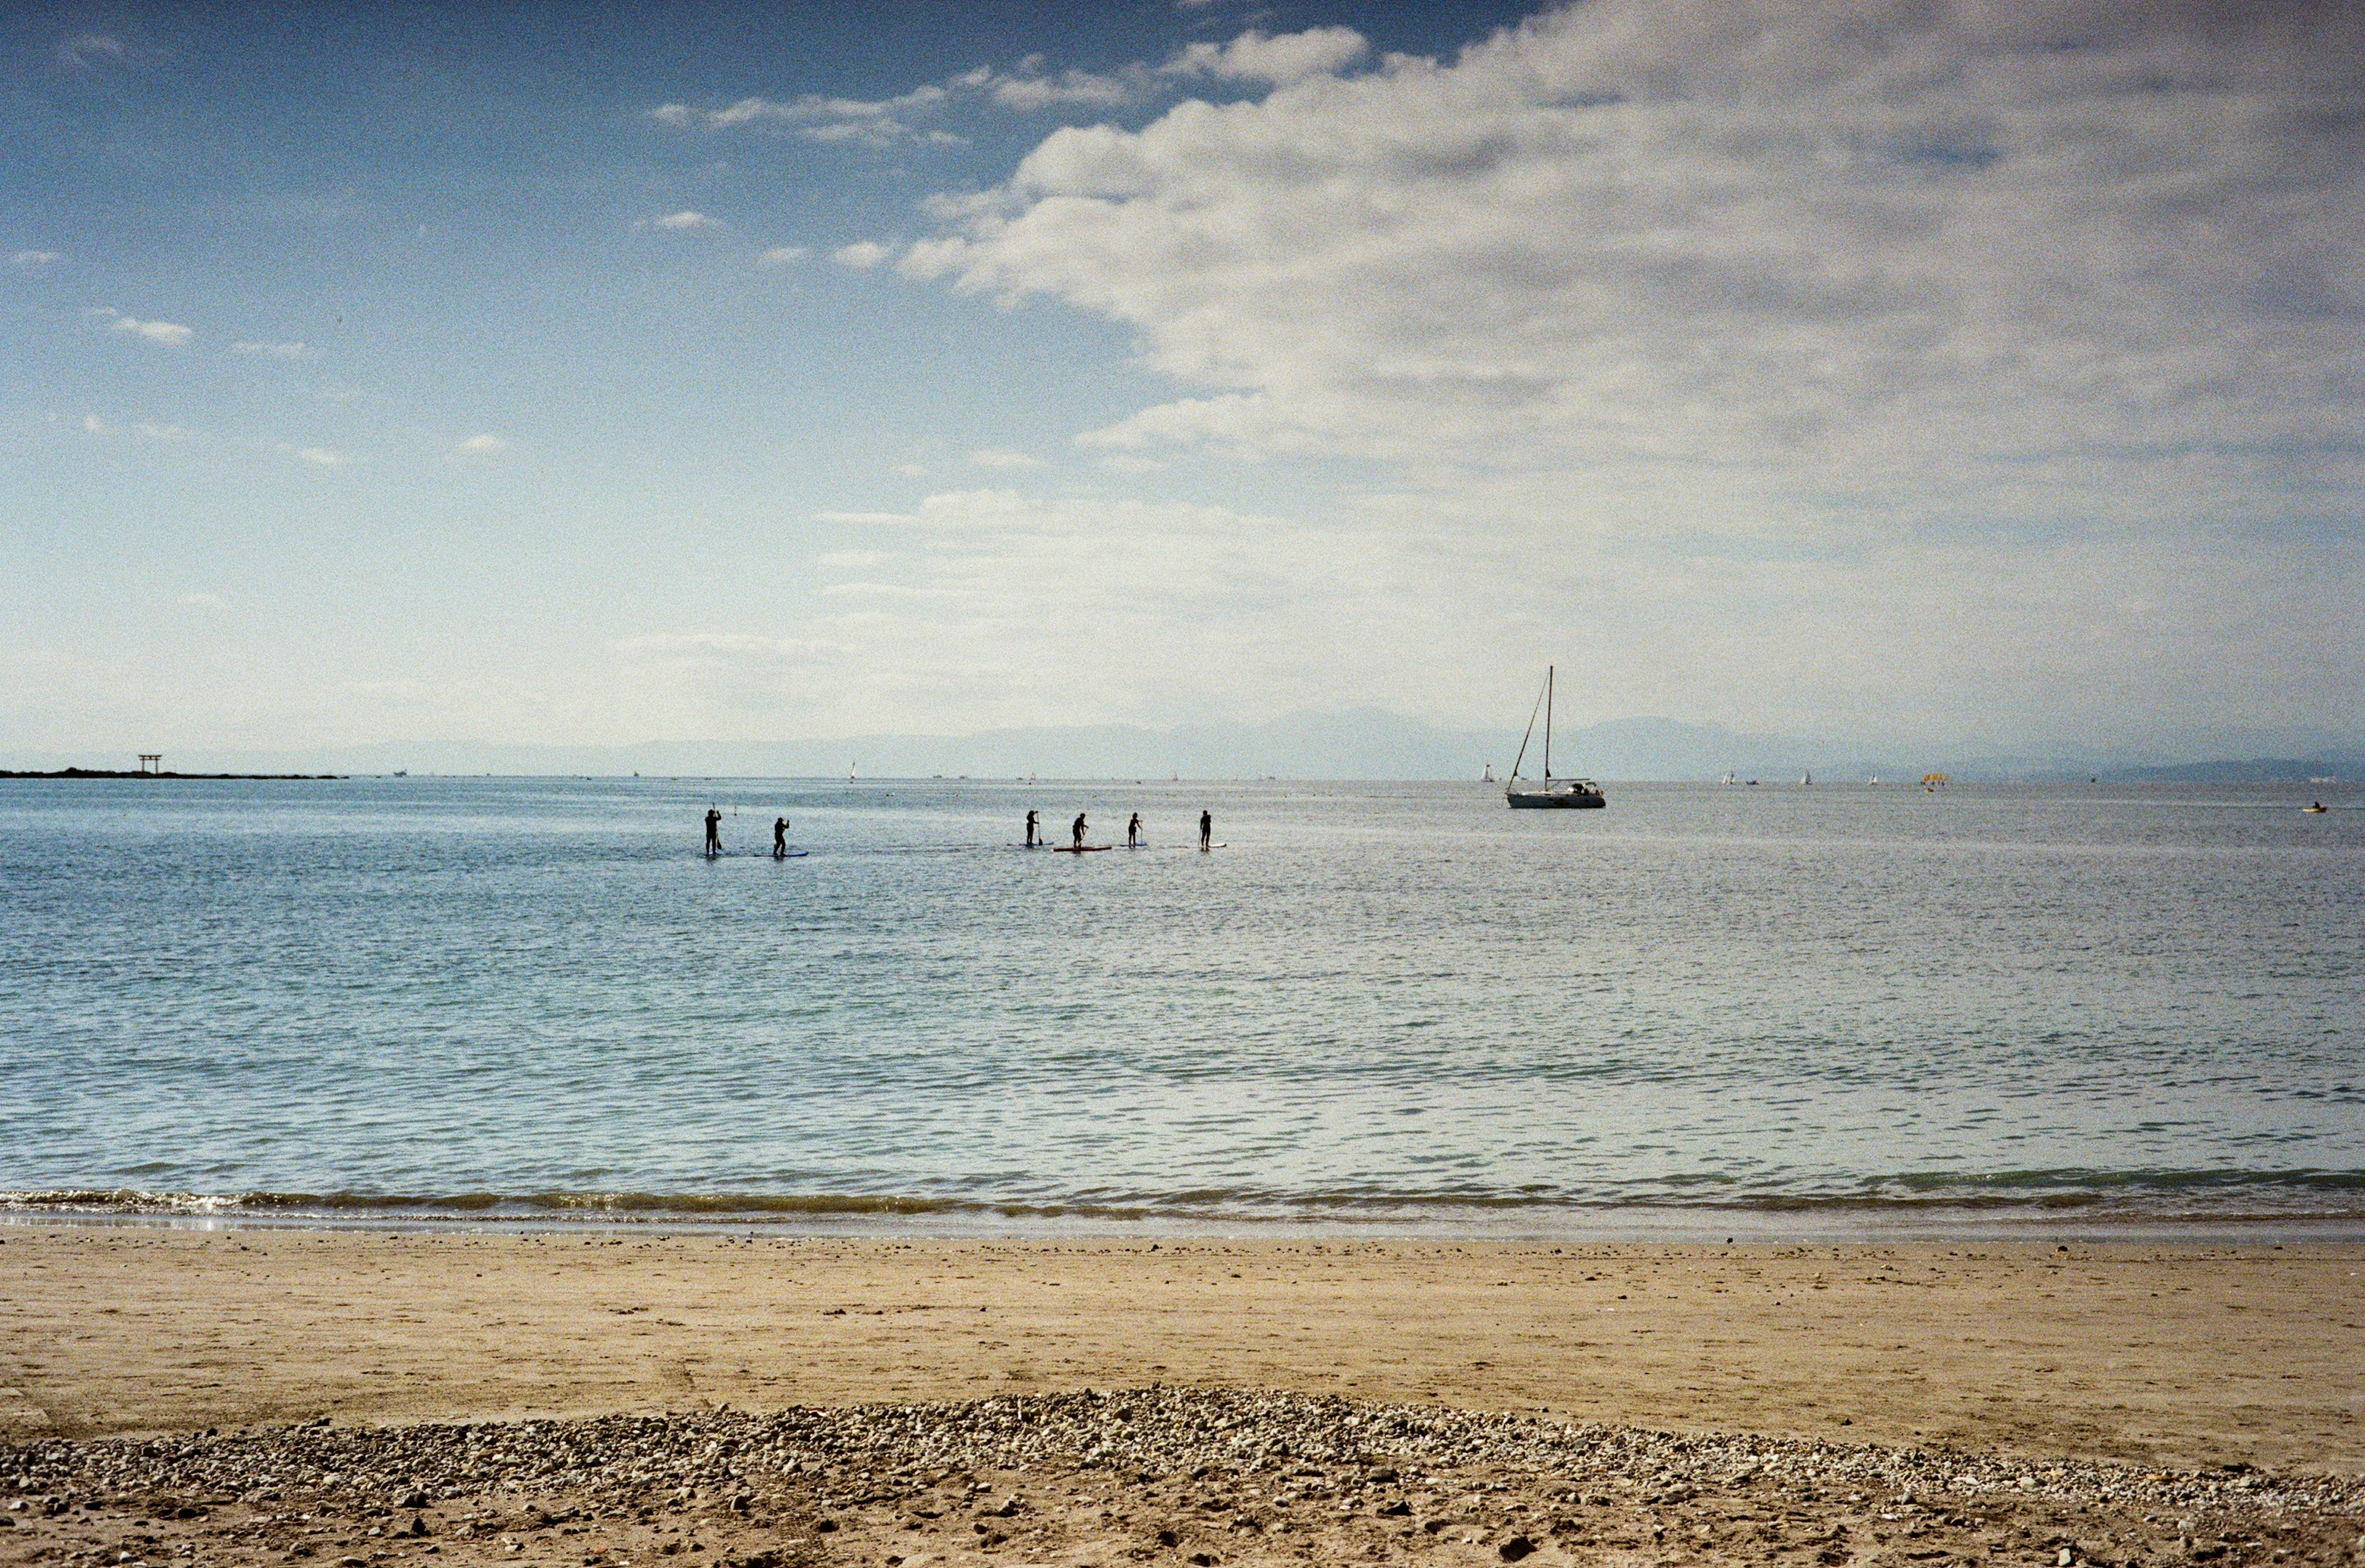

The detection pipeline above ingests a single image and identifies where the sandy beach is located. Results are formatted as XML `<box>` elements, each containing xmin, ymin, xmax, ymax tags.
<box><xmin>4</xmin><ymin>1231</ymin><xmax>2360</xmax><ymax>1471</ymax></box>
<box><xmin>6</xmin><ymin>1231</ymin><xmax>2364</xmax><ymax>1568</ymax></box>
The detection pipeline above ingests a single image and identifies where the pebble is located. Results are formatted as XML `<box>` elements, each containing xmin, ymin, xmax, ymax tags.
<box><xmin>5</xmin><ymin>1386</ymin><xmax>2361</xmax><ymax>1522</ymax></box>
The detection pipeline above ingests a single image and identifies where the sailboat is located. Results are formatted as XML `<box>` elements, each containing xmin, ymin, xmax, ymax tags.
<box><xmin>1505</xmin><ymin>665</ymin><xmax>1606</xmax><ymax>809</ymax></box>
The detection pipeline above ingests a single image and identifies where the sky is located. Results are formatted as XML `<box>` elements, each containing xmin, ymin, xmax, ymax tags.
<box><xmin>4</xmin><ymin>0</ymin><xmax>2361</xmax><ymax>764</ymax></box>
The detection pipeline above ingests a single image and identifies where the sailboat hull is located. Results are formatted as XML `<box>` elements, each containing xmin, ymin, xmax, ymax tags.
<box><xmin>1506</xmin><ymin>783</ymin><xmax>1605</xmax><ymax>809</ymax></box>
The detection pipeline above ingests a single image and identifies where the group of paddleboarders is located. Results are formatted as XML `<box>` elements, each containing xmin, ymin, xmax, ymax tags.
<box><xmin>702</xmin><ymin>804</ymin><xmax>1216</xmax><ymax>857</ymax></box>
<box><xmin>703</xmin><ymin>806</ymin><xmax>797</xmax><ymax>860</ymax></box>
<box><xmin>1024</xmin><ymin>807</ymin><xmax>1213</xmax><ymax>851</ymax></box>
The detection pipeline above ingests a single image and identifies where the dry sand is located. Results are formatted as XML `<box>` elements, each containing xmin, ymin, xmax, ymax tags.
<box><xmin>3</xmin><ymin>1231</ymin><xmax>2360</xmax><ymax>1474</ymax></box>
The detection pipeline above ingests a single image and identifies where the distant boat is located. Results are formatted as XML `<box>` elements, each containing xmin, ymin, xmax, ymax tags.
<box><xmin>2303</xmin><ymin>801</ymin><xmax>2329</xmax><ymax>814</ymax></box>
<box><xmin>1482</xmin><ymin>764</ymin><xmax>1495</xmax><ymax>783</ymax></box>
<box><xmin>1504</xmin><ymin>665</ymin><xmax>1604</xmax><ymax>809</ymax></box>
<box><xmin>1801</xmin><ymin>770</ymin><xmax>1813</xmax><ymax>788</ymax></box>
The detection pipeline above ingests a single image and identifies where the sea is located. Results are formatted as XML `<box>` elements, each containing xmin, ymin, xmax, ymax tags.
<box><xmin>2</xmin><ymin>775</ymin><xmax>2359</xmax><ymax>1239</ymax></box>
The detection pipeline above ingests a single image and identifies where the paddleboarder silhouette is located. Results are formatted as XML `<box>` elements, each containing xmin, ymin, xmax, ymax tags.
<box><xmin>772</xmin><ymin>817</ymin><xmax>788</xmax><ymax>859</ymax></box>
<box><xmin>1025</xmin><ymin>809</ymin><xmax>1040</xmax><ymax>847</ymax></box>
<box><xmin>1071</xmin><ymin>811</ymin><xmax>1087</xmax><ymax>849</ymax></box>
<box><xmin>1199</xmin><ymin>809</ymin><xmax>1212</xmax><ymax>851</ymax></box>
<box><xmin>704</xmin><ymin>807</ymin><xmax>722</xmax><ymax>858</ymax></box>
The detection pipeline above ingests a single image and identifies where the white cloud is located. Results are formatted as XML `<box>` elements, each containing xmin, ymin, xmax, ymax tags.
<box><xmin>961</xmin><ymin>57</ymin><xmax>1147</xmax><ymax>111</ymax></box>
<box><xmin>665</xmin><ymin>26</ymin><xmax>1369</xmax><ymax>164</ymax></box>
<box><xmin>89</xmin><ymin>307</ymin><xmax>192</xmax><ymax>347</ymax></box>
<box><xmin>833</xmin><ymin>241</ymin><xmax>893</xmax><ymax>270</ymax></box>
<box><xmin>757</xmin><ymin>245</ymin><xmax>812</xmax><ymax>265</ymax></box>
<box><xmin>57</xmin><ymin>33</ymin><xmax>122</xmax><ymax>69</ymax></box>
<box><xmin>455</xmin><ymin>433</ymin><xmax>508</xmax><ymax>457</ymax></box>
<box><xmin>968</xmin><ymin>447</ymin><xmax>1047</xmax><ymax>471</ymax></box>
<box><xmin>277</xmin><ymin>444</ymin><xmax>349</xmax><ymax>468</ymax></box>
<box><xmin>650</xmin><ymin>210</ymin><xmax>722</xmax><ymax>232</ymax></box>
<box><xmin>909</xmin><ymin>1</ymin><xmax>2365</xmax><ymax>541</ymax></box>
<box><xmin>233</xmin><ymin>339</ymin><xmax>312</xmax><ymax>359</ymax></box>
<box><xmin>690</xmin><ymin>84</ymin><xmax>960</xmax><ymax>149</ymax></box>
<box><xmin>177</xmin><ymin>591</ymin><xmax>227</xmax><ymax>610</ymax></box>
<box><xmin>799</xmin><ymin>119</ymin><xmax>965</xmax><ymax>148</ymax></box>
<box><xmin>11</xmin><ymin>249</ymin><xmax>63</xmax><ymax>268</ymax></box>
<box><xmin>79</xmin><ymin>413</ymin><xmax>192</xmax><ymax>442</ymax></box>
<box><xmin>663</xmin><ymin>51</ymin><xmax>1164</xmax><ymax>146</ymax></box>
<box><xmin>859</xmin><ymin>1</ymin><xmax>2365</xmax><ymax>744</ymax></box>
<box><xmin>1163</xmin><ymin>26</ymin><xmax>1368</xmax><ymax>86</ymax></box>
<box><xmin>988</xmin><ymin>75</ymin><xmax>1132</xmax><ymax>110</ymax></box>
<box><xmin>708</xmin><ymin>85</ymin><xmax>948</xmax><ymax>129</ymax></box>
<box><xmin>1074</xmin><ymin>394</ymin><xmax>1292</xmax><ymax>453</ymax></box>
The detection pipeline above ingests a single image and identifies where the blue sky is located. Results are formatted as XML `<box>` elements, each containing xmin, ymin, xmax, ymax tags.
<box><xmin>5</xmin><ymin>1</ymin><xmax>2361</xmax><ymax>762</ymax></box>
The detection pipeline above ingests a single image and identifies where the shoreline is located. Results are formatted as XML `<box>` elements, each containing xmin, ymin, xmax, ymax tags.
<box><xmin>10</xmin><ymin>1206</ymin><xmax>2365</xmax><ymax>1248</ymax></box>
<box><xmin>0</xmin><ymin>769</ymin><xmax>344</xmax><ymax>781</ymax></box>
<box><xmin>5</xmin><ymin>1230</ymin><xmax>2360</xmax><ymax>1479</ymax></box>
<box><xmin>10</xmin><ymin>1183</ymin><xmax>2365</xmax><ymax>1245</ymax></box>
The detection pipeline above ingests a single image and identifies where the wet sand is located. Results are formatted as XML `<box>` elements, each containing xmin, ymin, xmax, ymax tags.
<box><xmin>3</xmin><ymin>1231</ymin><xmax>2359</xmax><ymax>1475</ymax></box>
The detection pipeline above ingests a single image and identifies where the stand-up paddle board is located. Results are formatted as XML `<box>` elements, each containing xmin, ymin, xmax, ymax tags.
<box><xmin>1051</xmin><ymin>844</ymin><xmax>1112</xmax><ymax>852</ymax></box>
<box><xmin>773</xmin><ymin>850</ymin><xmax>810</xmax><ymax>859</ymax></box>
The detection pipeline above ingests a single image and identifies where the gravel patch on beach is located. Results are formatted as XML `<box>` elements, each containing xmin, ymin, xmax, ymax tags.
<box><xmin>7</xmin><ymin>1389</ymin><xmax>2361</xmax><ymax>1568</ymax></box>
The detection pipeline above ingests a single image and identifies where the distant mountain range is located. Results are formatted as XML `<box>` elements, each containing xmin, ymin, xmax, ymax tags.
<box><xmin>8</xmin><ymin>710</ymin><xmax>2358</xmax><ymax>783</ymax></box>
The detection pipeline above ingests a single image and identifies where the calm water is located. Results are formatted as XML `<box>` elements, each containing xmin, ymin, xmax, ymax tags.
<box><xmin>2</xmin><ymin>777</ymin><xmax>2359</xmax><ymax>1235</ymax></box>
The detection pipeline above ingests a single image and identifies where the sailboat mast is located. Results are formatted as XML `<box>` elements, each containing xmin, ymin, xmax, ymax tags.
<box><xmin>1543</xmin><ymin>664</ymin><xmax>1553</xmax><ymax>778</ymax></box>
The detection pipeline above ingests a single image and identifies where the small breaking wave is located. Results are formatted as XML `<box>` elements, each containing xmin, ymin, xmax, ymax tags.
<box><xmin>6</xmin><ymin>1166</ymin><xmax>2363</xmax><ymax>1235</ymax></box>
